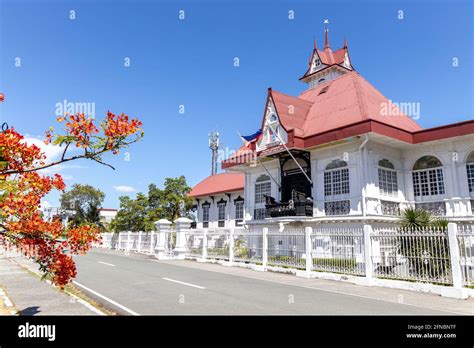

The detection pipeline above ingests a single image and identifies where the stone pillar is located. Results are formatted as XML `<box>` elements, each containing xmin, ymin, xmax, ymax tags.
<box><xmin>149</xmin><ymin>231</ymin><xmax>154</xmax><ymax>254</ymax></box>
<box><xmin>262</xmin><ymin>227</ymin><xmax>268</xmax><ymax>270</ymax></box>
<box><xmin>174</xmin><ymin>217</ymin><xmax>192</xmax><ymax>260</ymax></box>
<box><xmin>202</xmin><ymin>229</ymin><xmax>208</xmax><ymax>260</ymax></box>
<box><xmin>447</xmin><ymin>223</ymin><xmax>463</xmax><ymax>289</ymax></box>
<box><xmin>155</xmin><ymin>219</ymin><xmax>171</xmax><ymax>259</ymax></box>
<box><xmin>305</xmin><ymin>226</ymin><xmax>313</xmax><ymax>273</ymax></box>
<box><xmin>137</xmin><ymin>231</ymin><xmax>142</xmax><ymax>253</ymax></box>
<box><xmin>228</xmin><ymin>229</ymin><xmax>235</xmax><ymax>264</ymax></box>
<box><xmin>126</xmin><ymin>231</ymin><xmax>131</xmax><ymax>253</ymax></box>
<box><xmin>363</xmin><ymin>224</ymin><xmax>374</xmax><ymax>283</ymax></box>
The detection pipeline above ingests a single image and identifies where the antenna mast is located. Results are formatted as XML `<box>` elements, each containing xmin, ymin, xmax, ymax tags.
<box><xmin>208</xmin><ymin>130</ymin><xmax>220</xmax><ymax>175</ymax></box>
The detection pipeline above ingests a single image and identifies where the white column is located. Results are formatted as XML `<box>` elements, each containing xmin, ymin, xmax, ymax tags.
<box><xmin>202</xmin><ymin>229</ymin><xmax>208</xmax><ymax>260</ymax></box>
<box><xmin>155</xmin><ymin>219</ymin><xmax>171</xmax><ymax>259</ymax></box>
<box><xmin>175</xmin><ymin>217</ymin><xmax>192</xmax><ymax>260</ymax></box>
<box><xmin>305</xmin><ymin>226</ymin><xmax>313</xmax><ymax>273</ymax></box>
<box><xmin>229</xmin><ymin>228</ymin><xmax>235</xmax><ymax>264</ymax></box>
<box><xmin>118</xmin><ymin>232</ymin><xmax>122</xmax><ymax>250</ymax></box>
<box><xmin>149</xmin><ymin>231</ymin><xmax>154</xmax><ymax>254</ymax></box>
<box><xmin>126</xmin><ymin>231</ymin><xmax>131</xmax><ymax>253</ymax></box>
<box><xmin>137</xmin><ymin>231</ymin><xmax>142</xmax><ymax>253</ymax></box>
<box><xmin>262</xmin><ymin>227</ymin><xmax>268</xmax><ymax>270</ymax></box>
<box><xmin>363</xmin><ymin>224</ymin><xmax>374</xmax><ymax>281</ymax></box>
<box><xmin>447</xmin><ymin>223</ymin><xmax>463</xmax><ymax>289</ymax></box>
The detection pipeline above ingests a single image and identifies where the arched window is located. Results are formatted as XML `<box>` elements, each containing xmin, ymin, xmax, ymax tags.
<box><xmin>412</xmin><ymin>156</ymin><xmax>445</xmax><ymax>196</ymax></box>
<box><xmin>378</xmin><ymin>159</ymin><xmax>398</xmax><ymax>197</ymax></box>
<box><xmin>269</xmin><ymin>126</ymin><xmax>279</xmax><ymax>143</ymax></box>
<box><xmin>467</xmin><ymin>151</ymin><xmax>474</xmax><ymax>195</ymax></box>
<box><xmin>269</xmin><ymin>114</ymin><xmax>277</xmax><ymax>123</ymax></box>
<box><xmin>324</xmin><ymin>161</ymin><xmax>349</xmax><ymax>197</ymax></box>
<box><xmin>202</xmin><ymin>201</ymin><xmax>210</xmax><ymax>228</ymax></box>
<box><xmin>324</xmin><ymin>160</ymin><xmax>350</xmax><ymax>215</ymax></box>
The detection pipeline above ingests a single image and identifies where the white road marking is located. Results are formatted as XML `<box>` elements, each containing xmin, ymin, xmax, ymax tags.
<box><xmin>90</xmin><ymin>249</ymin><xmax>466</xmax><ymax>315</ymax></box>
<box><xmin>98</xmin><ymin>261</ymin><xmax>116</xmax><ymax>267</ymax></box>
<box><xmin>162</xmin><ymin>277</ymin><xmax>206</xmax><ymax>289</ymax></box>
<box><xmin>73</xmin><ymin>281</ymin><xmax>140</xmax><ymax>316</ymax></box>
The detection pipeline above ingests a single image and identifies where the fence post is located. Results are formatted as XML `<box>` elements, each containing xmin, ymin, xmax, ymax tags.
<box><xmin>363</xmin><ymin>224</ymin><xmax>374</xmax><ymax>283</ymax></box>
<box><xmin>149</xmin><ymin>231</ymin><xmax>154</xmax><ymax>254</ymax></box>
<box><xmin>262</xmin><ymin>227</ymin><xmax>268</xmax><ymax>270</ymax></box>
<box><xmin>126</xmin><ymin>231</ymin><xmax>131</xmax><ymax>253</ymax></box>
<box><xmin>155</xmin><ymin>219</ymin><xmax>171</xmax><ymax>260</ymax></box>
<box><xmin>118</xmin><ymin>232</ymin><xmax>122</xmax><ymax>250</ymax></box>
<box><xmin>137</xmin><ymin>231</ymin><xmax>142</xmax><ymax>253</ymax></box>
<box><xmin>202</xmin><ymin>229</ymin><xmax>208</xmax><ymax>261</ymax></box>
<box><xmin>447</xmin><ymin>223</ymin><xmax>463</xmax><ymax>289</ymax></box>
<box><xmin>175</xmin><ymin>217</ymin><xmax>191</xmax><ymax>260</ymax></box>
<box><xmin>305</xmin><ymin>226</ymin><xmax>313</xmax><ymax>273</ymax></box>
<box><xmin>229</xmin><ymin>228</ymin><xmax>235</xmax><ymax>264</ymax></box>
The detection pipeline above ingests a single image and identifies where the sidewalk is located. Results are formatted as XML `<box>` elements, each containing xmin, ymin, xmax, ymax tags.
<box><xmin>0</xmin><ymin>256</ymin><xmax>101</xmax><ymax>315</ymax></box>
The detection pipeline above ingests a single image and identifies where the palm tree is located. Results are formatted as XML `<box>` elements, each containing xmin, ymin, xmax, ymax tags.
<box><xmin>399</xmin><ymin>207</ymin><xmax>432</xmax><ymax>231</ymax></box>
<box><xmin>397</xmin><ymin>208</ymin><xmax>451</xmax><ymax>282</ymax></box>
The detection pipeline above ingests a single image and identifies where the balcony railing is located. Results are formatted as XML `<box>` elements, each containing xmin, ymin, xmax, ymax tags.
<box><xmin>264</xmin><ymin>191</ymin><xmax>313</xmax><ymax>218</ymax></box>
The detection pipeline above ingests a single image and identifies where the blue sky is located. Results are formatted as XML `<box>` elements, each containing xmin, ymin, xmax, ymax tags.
<box><xmin>0</xmin><ymin>0</ymin><xmax>472</xmax><ymax>208</ymax></box>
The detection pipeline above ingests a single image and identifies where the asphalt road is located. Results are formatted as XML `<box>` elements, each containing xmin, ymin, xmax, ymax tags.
<box><xmin>73</xmin><ymin>248</ymin><xmax>473</xmax><ymax>315</ymax></box>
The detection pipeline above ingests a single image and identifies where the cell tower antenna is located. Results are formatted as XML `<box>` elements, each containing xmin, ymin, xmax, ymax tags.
<box><xmin>208</xmin><ymin>130</ymin><xmax>220</xmax><ymax>175</ymax></box>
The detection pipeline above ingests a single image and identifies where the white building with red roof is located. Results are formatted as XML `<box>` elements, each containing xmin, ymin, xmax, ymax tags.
<box><xmin>212</xmin><ymin>29</ymin><xmax>474</xmax><ymax>226</ymax></box>
<box><xmin>189</xmin><ymin>172</ymin><xmax>244</xmax><ymax>229</ymax></box>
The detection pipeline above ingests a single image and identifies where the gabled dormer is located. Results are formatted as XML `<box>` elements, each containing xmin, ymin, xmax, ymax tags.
<box><xmin>300</xmin><ymin>30</ymin><xmax>354</xmax><ymax>90</ymax></box>
<box><xmin>256</xmin><ymin>89</ymin><xmax>288</xmax><ymax>152</ymax></box>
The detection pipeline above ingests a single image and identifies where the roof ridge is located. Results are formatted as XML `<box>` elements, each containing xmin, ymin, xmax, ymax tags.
<box><xmin>351</xmin><ymin>72</ymin><xmax>369</xmax><ymax>120</ymax></box>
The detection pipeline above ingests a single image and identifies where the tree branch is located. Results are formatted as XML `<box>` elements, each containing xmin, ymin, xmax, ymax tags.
<box><xmin>91</xmin><ymin>157</ymin><xmax>115</xmax><ymax>170</ymax></box>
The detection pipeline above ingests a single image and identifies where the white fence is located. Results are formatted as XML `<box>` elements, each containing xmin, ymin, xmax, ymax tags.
<box><xmin>458</xmin><ymin>224</ymin><xmax>474</xmax><ymax>287</ymax></box>
<box><xmin>99</xmin><ymin>220</ymin><xmax>474</xmax><ymax>297</ymax></box>
<box><xmin>99</xmin><ymin>231</ymin><xmax>157</xmax><ymax>254</ymax></box>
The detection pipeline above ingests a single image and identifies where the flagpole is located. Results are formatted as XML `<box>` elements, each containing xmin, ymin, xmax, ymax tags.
<box><xmin>265</xmin><ymin>121</ymin><xmax>313</xmax><ymax>185</ymax></box>
<box><xmin>238</xmin><ymin>130</ymin><xmax>280</xmax><ymax>188</ymax></box>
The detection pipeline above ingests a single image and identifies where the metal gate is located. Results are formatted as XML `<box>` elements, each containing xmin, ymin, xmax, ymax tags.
<box><xmin>164</xmin><ymin>230</ymin><xmax>177</xmax><ymax>258</ymax></box>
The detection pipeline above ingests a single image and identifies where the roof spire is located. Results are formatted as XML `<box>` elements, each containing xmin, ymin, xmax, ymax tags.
<box><xmin>343</xmin><ymin>33</ymin><xmax>348</xmax><ymax>49</ymax></box>
<box><xmin>313</xmin><ymin>36</ymin><xmax>317</xmax><ymax>50</ymax></box>
<box><xmin>323</xmin><ymin>19</ymin><xmax>330</xmax><ymax>49</ymax></box>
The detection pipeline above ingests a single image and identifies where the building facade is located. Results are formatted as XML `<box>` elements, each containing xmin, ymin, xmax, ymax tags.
<box><xmin>189</xmin><ymin>172</ymin><xmax>244</xmax><ymax>229</ymax></box>
<box><xmin>191</xmin><ymin>30</ymin><xmax>474</xmax><ymax>228</ymax></box>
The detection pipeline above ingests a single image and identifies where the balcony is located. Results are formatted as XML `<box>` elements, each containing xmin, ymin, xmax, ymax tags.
<box><xmin>264</xmin><ymin>191</ymin><xmax>313</xmax><ymax>218</ymax></box>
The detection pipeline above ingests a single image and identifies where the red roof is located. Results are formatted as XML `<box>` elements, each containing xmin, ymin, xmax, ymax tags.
<box><xmin>221</xmin><ymin>35</ymin><xmax>474</xmax><ymax>170</ymax></box>
<box><xmin>189</xmin><ymin>172</ymin><xmax>244</xmax><ymax>198</ymax></box>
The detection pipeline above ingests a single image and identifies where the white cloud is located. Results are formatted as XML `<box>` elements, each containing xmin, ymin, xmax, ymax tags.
<box><xmin>23</xmin><ymin>135</ymin><xmax>64</xmax><ymax>162</ymax></box>
<box><xmin>114</xmin><ymin>185</ymin><xmax>137</xmax><ymax>193</ymax></box>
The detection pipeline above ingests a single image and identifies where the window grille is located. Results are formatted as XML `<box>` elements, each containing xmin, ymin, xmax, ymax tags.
<box><xmin>235</xmin><ymin>201</ymin><xmax>244</xmax><ymax>225</ymax></box>
<box><xmin>324</xmin><ymin>200</ymin><xmax>350</xmax><ymax>215</ymax></box>
<box><xmin>218</xmin><ymin>203</ymin><xmax>225</xmax><ymax>228</ymax></box>
<box><xmin>255</xmin><ymin>181</ymin><xmax>271</xmax><ymax>204</ymax></box>
<box><xmin>202</xmin><ymin>205</ymin><xmax>209</xmax><ymax>228</ymax></box>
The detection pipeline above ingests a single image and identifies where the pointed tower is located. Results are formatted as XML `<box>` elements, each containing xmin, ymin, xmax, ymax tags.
<box><xmin>299</xmin><ymin>28</ymin><xmax>354</xmax><ymax>89</ymax></box>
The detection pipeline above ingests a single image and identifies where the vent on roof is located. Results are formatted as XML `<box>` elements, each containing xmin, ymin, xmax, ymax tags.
<box><xmin>318</xmin><ymin>85</ymin><xmax>330</xmax><ymax>95</ymax></box>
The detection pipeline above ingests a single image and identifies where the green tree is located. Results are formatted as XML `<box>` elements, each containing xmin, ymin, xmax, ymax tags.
<box><xmin>60</xmin><ymin>184</ymin><xmax>105</xmax><ymax>228</ymax></box>
<box><xmin>111</xmin><ymin>176</ymin><xmax>193</xmax><ymax>232</ymax></box>
<box><xmin>147</xmin><ymin>176</ymin><xmax>193</xmax><ymax>223</ymax></box>
<box><xmin>110</xmin><ymin>193</ymin><xmax>154</xmax><ymax>232</ymax></box>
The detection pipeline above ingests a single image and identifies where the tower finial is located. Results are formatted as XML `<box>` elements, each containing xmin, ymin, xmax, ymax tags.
<box><xmin>343</xmin><ymin>33</ymin><xmax>348</xmax><ymax>49</ymax></box>
<box><xmin>313</xmin><ymin>36</ymin><xmax>317</xmax><ymax>50</ymax></box>
<box><xmin>323</xmin><ymin>19</ymin><xmax>330</xmax><ymax>49</ymax></box>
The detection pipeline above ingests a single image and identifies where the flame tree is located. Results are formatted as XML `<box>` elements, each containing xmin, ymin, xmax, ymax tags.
<box><xmin>0</xmin><ymin>108</ymin><xmax>143</xmax><ymax>287</ymax></box>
